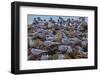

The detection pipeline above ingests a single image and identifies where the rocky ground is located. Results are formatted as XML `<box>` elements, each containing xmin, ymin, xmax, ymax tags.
<box><xmin>28</xmin><ymin>17</ymin><xmax>88</xmax><ymax>60</ymax></box>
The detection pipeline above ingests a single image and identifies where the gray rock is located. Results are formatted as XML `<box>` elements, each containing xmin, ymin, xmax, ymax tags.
<box><xmin>58</xmin><ymin>45</ymin><xmax>68</xmax><ymax>52</ymax></box>
<box><xmin>67</xmin><ymin>46</ymin><xmax>73</xmax><ymax>53</ymax></box>
<box><xmin>41</xmin><ymin>54</ymin><xmax>48</xmax><ymax>60</ymax></box>
<box><xmin>69</xmin><ymin>37</ymin><xmax>81</xmax><ymax>45</ymax></box>
<box><xmin>28</xmin><ymin>37</ymin><xmax>35</xmax><ymax>48</ymax></box>
<box><xmin>44</xmin><ymin>41</ymin><xmax>60</xmax><ymax>47</ymax></box>
<box><xmin>57</xmin><ymin>54</ymin><xmax>65</xmax><ymax>59</ymax></box>
<box><xmin>61</xmin><ymin>37</ymin><xmax>69</xmax><ymax>45</ymax></box>
<box><xmin>46</xmin><ymin>37</ymin><xmax>54</xmax><ymax>41</ymax></box>
<box><xmin>31</xmin><ymin>48</ymin><xmax>46</xmax><ymax>55</ymax></box>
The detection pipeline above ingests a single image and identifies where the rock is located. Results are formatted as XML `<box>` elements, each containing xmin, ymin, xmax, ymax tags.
<box><xmin>44</xmin><ymin>41</ymin><xmax>60</xmax><ymax>47</ymax></box>
<box><xmin>46</xmin><ymin>37</ymin><xmax>54</xmax><ymax>41</ymax></box>
<box><xmin>61</xmin><ymin>37</ymin><xmax>69</xmax><ymax>45</ymax></box>
<box><xmin>41</xmin><ymin>54</ymin><xmax>48</xmax><ymax>60</ymax></box>
<box><xmin>35</xmin><ymin>32</ymin><xmax>46</xmax><ymax>40</ymax></box>
<box><xmin>67</xmin><ymin>30</ymin><xmax>76</xmax><ymax>38</ymax></box>
<box><xmin>48</xmin><ymin>54</ymin><xmax>58</xmax><ymax>60</ymax></box>
<box><xmin>78</xmin><ymin>23</ymin><xmax>85</xmax><ymax>31</ymax></box>
<box><xmin>64</xmin><ymin>53</ymin><xmax>71</xmax><ymax>59</ymax></box>
<box><xmin>36</xmin><ymin>28</ymin><xmax>44</xmax><ymax>33</ymax></box>
<box><xmin>81</xmin><ymin>40</ymin><xmax>87</xmax><ymax>48</ymax></box>
<box><xmin>69</xmin><ymin>37</ymin><xmax>81</xmax><ymax>45</ymax></box>
<box><xmin>44</xmin><ymin>41</ymin><xmax>54</xmax><ymax>46</ymax></box>
<box><xmin>28</xmin><ymin>48</ymin><xmax>32</xmax><ymax>55</ymax></box>
<box><xmin>28</xmin><ymin>37</ymin><xmax>35</xmax><ymax>48</ymax></box>
<box><xmin>54</xmin><ymin>30</ymin><xmax>63</xmax><ymax>42</ymax></box>
<box><xmin>57</xmin><ymin>54</ymin><xmax>64</xmax><ymax>59</ymax></box>
<box><xmin>58</xmin><ymin>45</ymin><xmax>68</xmax><ymax>52</ymax></box>
<box><xmin>31</xmin><ymin>48</ymin><xmax>46</xmax><ymax>55</ymax></box>
<box><xmin>47</xmin><ymin>22</ymin><xmax>54</xmax><ymax>28</ymax></box>
<box><xmin>28</xmin><ymin>54</ymin><xmax>36</xmax><ymax>60</ymax></box>
<box><xmin>67</xmin><ymin>46</ymin><xmax>73</xmax><ymax>53</ymax></box>
<box><xmin>32</xmin><ymin>37</ymin><xmax>44</xmax><ymax>48</ymax></box>
<box><xmin>28</xmin><ymin>53</ymin><xmax>41</xmax><ymax>60</ymax></box>
<box><xmin>28</xmin><ymin>32</ymin><xmax>38</xmax><ymax>38</ymax></box>
<box><xmin>58</xmin><ymin>45</ymin><xmax>72</xmax><ymax>53</ymax></box>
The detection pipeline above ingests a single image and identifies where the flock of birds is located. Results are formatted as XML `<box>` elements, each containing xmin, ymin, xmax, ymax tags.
<box><xmin>28</xmin><ymin>16</ymin><xmax>88</xmax><ymax>60</ymax></box>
